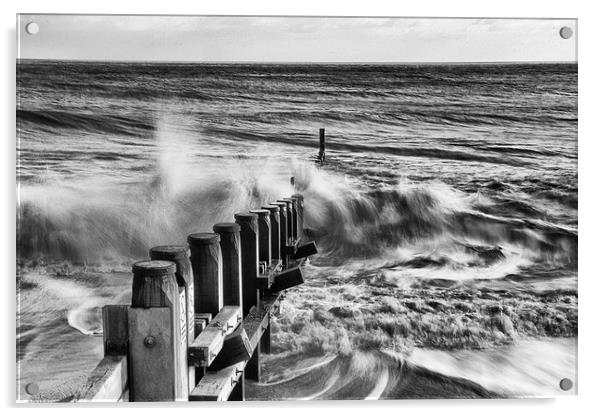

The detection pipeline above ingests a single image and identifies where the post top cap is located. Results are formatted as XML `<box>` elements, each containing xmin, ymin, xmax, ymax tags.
<box><xmin>261</xmin><ymin>204</ymin><xmax>280</xmax><ymax>212</ymax></box>
<box><xmin>213</xmin><ymin>222</ymin><xmax>241</xmax><ymax>233</ymax></box>
<box><xmin>234</xmin><ymin>212</ymin><xmax>258</xmax><ymax>222</ymax></box>
<box><xmin>149</xmin><ymin>245</ymin><xmax>188</xmax><ymax>260</ymax></box>
<box><xmin>132</xmin><ymin>260</ymin><xmax>176</xmax><ymax>276</ymax></box>
<box><xmin>291</xmin><ymin>193</ymin><xmax>304</xmax><ymax>200</ymax></box>
<box><xmin>249</xmin><ymin>209</ymin><xmax>270</xmax><ymax>217</ymax></box>
<box><xmin>271</xmin><ymin>201</ymin><xmax>287</xmax><ymax>207</ymax></box>
<box><xmin>187</xmin><ymin>233</ymin><xmax>220</xmax><ymax>246</ymax></box>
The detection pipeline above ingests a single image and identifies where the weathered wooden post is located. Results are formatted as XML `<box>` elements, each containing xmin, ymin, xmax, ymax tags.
<box><xmin>292</xmin><ymin>194</ymin><xmax>304</xmax><ymax>239</ymax></box>
<box><xmin>211</xmin><ymin>222</ymin><xmax>247</xmax><ymax>401</ymax></box>
<box><xmin>212</xmin><ymin>223</ymin><xmax>242</xmax><ymax>307</ymax></box>
<box><xmin>129</xmin><ymin>260</ymin><xmax>188</xmax><ymax>401</ymax></box>
<box><xmin>250</xmin><ymin>209</ymin><xmax>271</xmax><ymax>267</ymax></box>
<box><xmin>187</xmin><ymin>233</ymin><xmax>223</xmax><ymax>318</ymax></box>
<box><xmin>234</xmin><ymin>213</ymin><xmax>259</xmax><ymax>317</ymax></box>
<box><xmin>149</xmin><ymin>246</ymin><xmax>195</xmax><ymax>393</ymax></box>
<box><xmin>272</xmin><ymin>201</ymin><xmax>288</xmax><ymax>259</ymax></box>
<box><xmin>234</xmin><ymin>212</ymin><xmax>262</xmax><ymax>382</ymax></box>
<box><xmin>285</xmin><ymin>198</ymin><xmax>298</xmax><ymax>241</ymax></box>
<box><xmin>277</xmin><ymin>199</ymin><xmax>294</xmax><ymax>244</ymax></box>
<box><xmin>262</xmin><ymin>204</ymin><xmax>281</xmax><ymax>261</ymax></box>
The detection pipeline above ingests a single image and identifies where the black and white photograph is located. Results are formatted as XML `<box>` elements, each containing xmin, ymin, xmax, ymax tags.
<box><xmin>15</xmin><ymin>14</ymin><xmax>577</xmax><ymax>403</ymax></box>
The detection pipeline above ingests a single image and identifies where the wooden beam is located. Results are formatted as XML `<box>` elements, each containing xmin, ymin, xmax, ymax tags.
<box><xmin>102</xmin><ymin>305</ymin><xmax>129</xmax><ymax>356</ymax></box>
<box><xmin>269</xmin><ymin>266</ymin><xmax>304</xmax><ymax>293</ymax></box>
<box><xmin>242</xmin><ymin>292</ymin><xmax>281</xmax><ymax>350</ymax></box>
<box><xmin>207</xmin><ymin>326</ymin><xmax>252</xmax><ymax>371</ymax></box>
<box><xmin>79</xmin><ymin>355</ymin><xmax>128</xmax><ymax>402</ymax></box>
<box><xmin>292</xmin><ymin>241</ymin><xmax>318</xmax><ymax>260</ymax></box>
<box><xmin>189</xmin><ymin>361</ymin><xmax>245</xmax><ymax>401</ymax></box>
<box><xmin>188</xmin><ymin>305</ymin><xmax>242</xmax><ymax>367</ymax></box>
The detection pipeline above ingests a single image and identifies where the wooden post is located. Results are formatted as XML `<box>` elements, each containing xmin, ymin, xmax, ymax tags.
<box><xmin>272</xmin><ymin>201</ymin><xmax>288</xmax><ymax>261</ymax></box>
<box><xmin>262</xmin><ymin>204</ymin><xmax>281</xmax><ymax>261</ymax></box>
<box><xmin>277</xmin><ymin>199</ymin><xmax>294</xmax><ymax>243</ymax></box>
<box><xmin>149</xmin><ymin>245</ymin><xmax>195</xmax><ymax>394</ymax></box>
<box><xmin>229</xmin><ymin>373</ymin><xmax>245</xmax><ymax>401</ymax></box>
<box><xmin>129</xmin><ymin>260</ymin><xmax>187</xmax><ymax>401</ymax></box>
<box><xmin>234</xmin><ymin>213</ymin><xmax>259</xmax><ymax>318</ymax></box>
<box><xmin>319</xmin><ymin>128</ymin><xmax>325</xmax><ymax>162</ymax></box>
<box><xmin>283</xmin><ymin>198</ymin><xmax>297</xmax><ymax>241</ymax></box>
<box><xmin>246</xmin><ymin>346</ymin><xmax>260</xmax><ymax>382</ymax></box>
<box><xmin>291</xmin><ymin>194</ymin><xmax>304</xmax><ymax>240</ymax></box>
<box><xmin>260</xmin><ymin>311</ymin><xmax>271</xmax><ymax>355</ymax></box>
<box><xmin>187</xmin><ymin>233</ymin><xmax>223</xmax><ymax>318</ymax></box>
<box><xmin>212</xmin><ymin>223</ymin><xmax>242</xmax><ymax>307</ymax></box>
<box><xmin>250</xmin><ymin>209</ymin><xmax>271</xmax><ymax>266</ymax></box>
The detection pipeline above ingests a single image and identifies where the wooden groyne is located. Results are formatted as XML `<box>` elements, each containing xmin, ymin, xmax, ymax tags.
<box><xmin>78</xmin><ymin>183</ymin><xmax>318</xmax><ymax>402</ymax></box>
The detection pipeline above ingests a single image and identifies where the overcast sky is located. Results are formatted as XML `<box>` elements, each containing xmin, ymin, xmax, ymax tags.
<box><xmin>18</xmin><ymin>15</ymin><xmax>577</xmax><ymax>63</ymax></box>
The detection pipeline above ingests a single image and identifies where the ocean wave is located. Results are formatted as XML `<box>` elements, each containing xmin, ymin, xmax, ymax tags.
<box><xmin>17</xmin><ymin>109</ymin><xmax>154</xmax><ymax>137</ymax></box>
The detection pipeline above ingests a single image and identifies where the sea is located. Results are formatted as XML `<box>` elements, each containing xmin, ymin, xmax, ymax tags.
<box><xmin>16</xmin><ymin>61</ymin><xmax>578</xmax><ymax>401</ymax></box>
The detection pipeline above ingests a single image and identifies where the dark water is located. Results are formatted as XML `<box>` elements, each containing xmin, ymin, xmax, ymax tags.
<box><xmin>16</xmin><ymin>61</ymin><xmax>577</xmax><ymax>401</ymax></box>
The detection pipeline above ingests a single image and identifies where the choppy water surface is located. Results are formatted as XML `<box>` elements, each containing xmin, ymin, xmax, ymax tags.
<box><xmin>16</xmin><ymin>61</ymin><xmax>577</xmax><ymax>401</ymax></box>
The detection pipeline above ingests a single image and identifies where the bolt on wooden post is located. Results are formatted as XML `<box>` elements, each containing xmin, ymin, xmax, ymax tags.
<box><xmin>262</xmin><ymin>204</ymin><xmax>281</xmax><ymax>261</ymax></box>
<box><xmin>129</xmin><ymin>260</ymin><xmax>188</xmax><ymax>401</ymax></box>
<box><xmin>234</xmin><ymin>212</ymin><xmax>259</xmax><ymax>317</ymax></box>
<box><xmin>149</xmin><ymin>245</ymin><xmax>195</xmax><ymax>394</ymax></box>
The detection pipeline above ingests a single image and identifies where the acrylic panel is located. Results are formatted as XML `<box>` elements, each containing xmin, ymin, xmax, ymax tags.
<box><xmin>16</xmin><ymin>15</ymin><xmax>577</xmax><ymax>402</ymax></box>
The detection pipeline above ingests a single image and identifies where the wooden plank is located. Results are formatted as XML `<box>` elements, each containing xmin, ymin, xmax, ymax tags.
<box><xmin>189</xmin><ymin>361</ymin><xmax>245</xmax><ymax>401</ymax></box>
<box><xmin>269</xmin><ymin>266</ymin><xmax>304</xmax><ymax>293</ymax></box>
<box><xmin>242</xmin><ymin>292</ymin><xmax>282</xmax><ymax>350</ymax></box>
<box><xmin>292</xmin><ymin>241</ymin><xmax>318</xmax><ymax>260</ymax></box>
<box><xmin>79</xmin><ymin>355</ymin><xmax>128</xmax><ymax>402</ymax></box>
<box><xmin>128</xmin><ymin>307</ymin><xmax>178</xmax><ymax>401</ymax></box>
<box><xmin>188</xmin><ymin>305</ymin><xmax>242</xmax><ymax>367</ymax></box>
<box><xmin>102</xmin><ymin>305</ymin><xmax>129</xmax><ymax>356</ymax></box>
<box><xmin>208</xmin><ymin>326</ymin><xmax>252</xmax><ymax>371</ymax></box>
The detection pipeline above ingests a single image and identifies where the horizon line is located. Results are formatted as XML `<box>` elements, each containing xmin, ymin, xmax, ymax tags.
<box><xmin>17</xmin><ymin>58</ymin><xmax>577</xmax><ymax>65</ymax></box>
